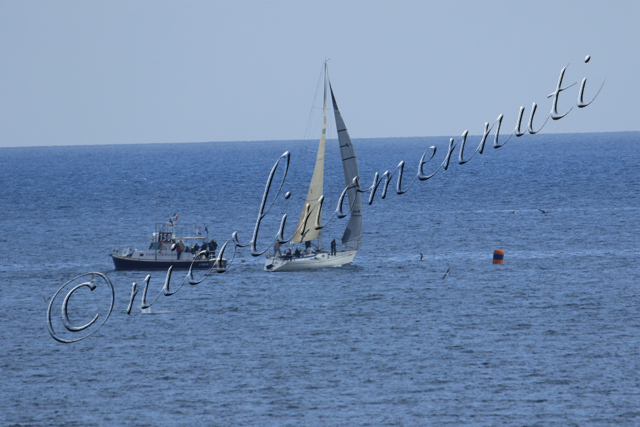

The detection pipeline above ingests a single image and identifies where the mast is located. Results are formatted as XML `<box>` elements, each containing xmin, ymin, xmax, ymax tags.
<box><xmin>155</xmin><ymin>197</ymin><xmax>158</xmax><ymax>261</ymax></box>
<box><xmin>292</xmin><ymin>61</ymin><xmax>328</xmax><ymax>247</ymax></box>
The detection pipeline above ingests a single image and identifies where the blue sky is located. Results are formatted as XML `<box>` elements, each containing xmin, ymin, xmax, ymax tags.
<box><xmin>0</xmin><ymin>0</ymin><xmax>636</xmax><ymax>147</ymax></box>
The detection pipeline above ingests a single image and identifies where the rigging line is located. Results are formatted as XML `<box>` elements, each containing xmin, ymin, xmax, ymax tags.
<box><xmin>289</xmin><ymin>63</ymin><xmax>326</xmax><ymax>194</ymax></box>
<box><xmin>302</xmin><ymin>63</ymin><xmax>326</xmax><ymax>141</ymax></box>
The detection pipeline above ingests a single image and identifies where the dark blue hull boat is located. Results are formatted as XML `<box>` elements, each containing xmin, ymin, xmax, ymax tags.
<box><xmin>110</xmin><ymin>254</ymin><xmax>227</xmax><ymax>271</ymax></box>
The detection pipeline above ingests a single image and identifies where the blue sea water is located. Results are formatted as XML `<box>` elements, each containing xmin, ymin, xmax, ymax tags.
<box><xmin>0</xmin><ymin>132</ymin><xmax>639</xmax><ymax>426</ymax></box>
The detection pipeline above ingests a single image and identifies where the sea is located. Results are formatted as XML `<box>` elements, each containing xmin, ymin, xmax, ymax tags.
<box><xmin>0</xmin><ymin>131</ymin><xmax>638</xmax><ymax>426</ymax></box>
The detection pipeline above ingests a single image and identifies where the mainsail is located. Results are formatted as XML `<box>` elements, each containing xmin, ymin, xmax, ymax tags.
<box><xmin>330</xmin><ymin>83</ymin><xmax>362</xmax><ymax>250</ymax></box>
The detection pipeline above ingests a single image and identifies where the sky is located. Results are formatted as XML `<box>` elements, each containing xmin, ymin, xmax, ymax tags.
<box><xmin>0</xmin><ymin>0</ymin><xmax>637</xmax><ymax>148</ymax></box>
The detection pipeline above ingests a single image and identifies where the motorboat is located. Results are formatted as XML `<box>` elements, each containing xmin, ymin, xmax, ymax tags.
<box><xmin>111</xmin><ymin>222</ymin><xmax>226</xmax><ymax>271</ymax></box>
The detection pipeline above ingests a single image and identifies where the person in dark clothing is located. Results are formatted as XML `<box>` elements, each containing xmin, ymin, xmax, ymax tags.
<box><xmin>209</xmin><ymin>239</ymin><xmax>218</xmax><ymax>256</ymax></box>
<box><xmin>331</xmin><ymin>239</ymin><xmax>337</xmax><ymax>256</ymax></box>
<box><xmin>294</xmin><ymin>248</ymin><xmax>301</xmax><ymax>257</ymax></box>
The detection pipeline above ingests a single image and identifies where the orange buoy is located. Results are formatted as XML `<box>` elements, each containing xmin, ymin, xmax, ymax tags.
<box><xmin>493</xmin><ymin>249</ymin><xmax>504</xmax><ymax>264</ymax></box>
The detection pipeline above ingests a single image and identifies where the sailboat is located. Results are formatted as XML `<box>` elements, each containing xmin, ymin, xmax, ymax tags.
<box><xmin>264</xmin><ymin>62</ymin><xmax>362</xmax><ymax>272</ymax></box>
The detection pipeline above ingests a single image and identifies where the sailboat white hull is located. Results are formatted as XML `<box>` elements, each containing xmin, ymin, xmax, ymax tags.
<box><xmin>264</xmin><ymin>250</ymin><xmax>356</xmax><ymax>272</ymax></box>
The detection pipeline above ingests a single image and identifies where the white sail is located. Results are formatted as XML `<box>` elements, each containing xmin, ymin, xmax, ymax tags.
<box><xmin>330</xmin><ymin>83</ymin><xmax>362</xmax><ymax>250</ymax></box>
<box><xmin>292</xmin><ymin>65</ymin><xmax>328</xmax><ymax>244</ymax></box>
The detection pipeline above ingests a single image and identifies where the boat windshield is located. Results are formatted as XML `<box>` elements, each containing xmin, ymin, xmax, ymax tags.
<box><xmin>149</xmin><ymin>242</ymin><xmax>163</xmax><ymax>250</ymax></box>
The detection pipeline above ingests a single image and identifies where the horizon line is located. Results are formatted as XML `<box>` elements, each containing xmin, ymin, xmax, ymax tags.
<box><xmin>1</xmin><ymin>130</ymin><xmax>637</xmax><ymax>150</ymax></box>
